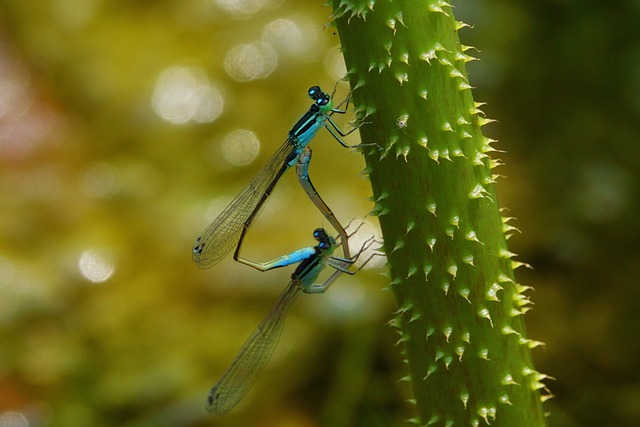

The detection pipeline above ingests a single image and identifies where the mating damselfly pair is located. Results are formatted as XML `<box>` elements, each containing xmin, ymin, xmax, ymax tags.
<box><xmin>192</xmin><ymin>85</ymin><xmax>378</xmax><ymax>415</ymax></box>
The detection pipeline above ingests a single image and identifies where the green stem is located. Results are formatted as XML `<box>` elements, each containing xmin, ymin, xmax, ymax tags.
<box><xmin>326</xmin><ymin>1</ymin><xmax>550</xmax><ymax>425</ymax></box>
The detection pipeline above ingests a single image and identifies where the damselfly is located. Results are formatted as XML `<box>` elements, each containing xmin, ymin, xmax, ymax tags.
<box><xmin>193</xmin><ymin>86</ymin><xmax>369</xmax><ymax>268</ymax></box>
<box><xmin>206</xmin><ymin>228</ymin><xmax>375</xmax><ymax>415</ymax></box>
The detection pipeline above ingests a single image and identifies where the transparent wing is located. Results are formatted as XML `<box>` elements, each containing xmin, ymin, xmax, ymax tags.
<box><xmin>206</xmin><ymin>281</ymin><xmax>300</xmax><ymax>415</ymax></box>
<box><xmin>193</xmin><ymin>140</ymin><xmax>294</xmax><ymax>268</ymax></box>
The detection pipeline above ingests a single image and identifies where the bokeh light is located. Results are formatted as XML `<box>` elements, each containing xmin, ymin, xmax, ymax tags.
<box><xmin>262</xmin><ymin>19</ymin><xmax>304</xmax><ymax>54</ymax></box>
<box><xmin>323</xmin><ymin>46</ymin><xmax>348</xmax><ymax>81</ymax></box>
<box><xmin>343</xmin><ymin>220</ymin><xmax>384</xmax><ymax>266</ymax></box>
<box><xmin>0</xmin><ymin>49</ymin><xmax>58</xmax><ymax>159</ymax></box>
<box><xmin>263</xmin><ymin>16</ymin><xmax>327</xmax><ymax>62</ymax></box>
<box><xmin>0</xmin><ymin>412</ymin><xmax>29</xmax><ymax>427</ymax></box>
<box><xmin>221</xmin><ymin>129</ymin><xmax>260</xmax><ymax>166</ymax></box>
<box><xmin>223</xmin><ymin>42</ymin><xmax>278</xmax><ymax>81</ymax></box>
<box><xmin>0</xmin><ymin>67</ymin><xmax>30</xmax><ymax>120</ymax></box>
<box><xmin>78</xmin><ymin>249</ymin><xmax>115</xmax><ymax>283</ymax></box>
<box><xmin>215</xmin><ymin>0</ymin><xmax>283</xmax><ymax>19</ymax></box>
<box><xmin>151</xmin><ymin>66</ymin><xmax>224</xmax><ymax>124</ymax></box>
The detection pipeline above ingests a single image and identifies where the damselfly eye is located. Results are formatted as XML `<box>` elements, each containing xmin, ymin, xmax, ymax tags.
<box><xmin>316</xmin><ymin>96</ymin><xmax>329</xmax><ymax>106</ymax></box>
<box><xmin>308</xmin><ymin>86</ymin><xmax>321</xmax><ymax>99</ymax></box>
<box><xmin>313</xmin><ymin>228</ymin><xmax>328</xmax><ymax>242</ymax></box>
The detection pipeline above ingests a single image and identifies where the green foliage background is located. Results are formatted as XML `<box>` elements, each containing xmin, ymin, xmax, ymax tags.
<box><xmin>0</xmin><ymin>1</ymin><xmax>639</xmax><ymax>426</ymax></box>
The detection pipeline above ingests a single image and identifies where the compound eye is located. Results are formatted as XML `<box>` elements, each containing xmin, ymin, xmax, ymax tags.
<box><xmin>308</xmin><ymin>86</ymin><xmax>321</xmax><ymax>98</ymax></box>
<box><xmin>313</xmin><ymin>228</ymin><xmax>329</xmax><ymax>242</ymax></box>
<box><xmin>316</xmin><ymin>96</ymin><xmax>329</xmax><ymax>106</ymax></box>
<box><xmin>313</xmin><ymin>228</ymin><xmax>324</xmax><ymax>240</ymax></box>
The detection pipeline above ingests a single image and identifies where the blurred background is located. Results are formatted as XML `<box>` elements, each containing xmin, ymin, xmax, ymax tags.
<box><xmin>0</xmin><ymin>0</ymin><xmax>638</xmax><ymax>426</ymax></box>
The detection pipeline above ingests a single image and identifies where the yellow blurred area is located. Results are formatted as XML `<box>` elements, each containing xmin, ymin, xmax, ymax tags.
<box><xmin>1</xmin><ymin>1</ymin><xmax>640</xmax><ymax>427</ymax></box>
<box><xmin>0</xmin><ymin>1</ymin><xmax>401</xmax><ymax>426</ymax></box>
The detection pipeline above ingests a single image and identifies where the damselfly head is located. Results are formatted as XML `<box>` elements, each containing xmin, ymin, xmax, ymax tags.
<box><xmin>315</xmin><ymin>95</ymin><xmax>330</xmax><ymax>107</ymax></box>
<box><xmin>313</xmin><ymin>228</ymin><xmax>335</xmax><ymax>250</ymax></box>
<box><xmin>313</xmin><ymin>228</ymin><xmax>327</xmax><ymax>240</ymax></box>
<box><xmin>308</xmin><ymin>86</ymin><xmax>322</xmax><ymax>99</ymax></box>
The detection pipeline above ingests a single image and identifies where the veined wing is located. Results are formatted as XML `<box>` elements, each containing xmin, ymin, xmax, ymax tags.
<box><xmin>193</xmin><ymin>140</ymin><xmax>295</xmax><ymax>268</ymax></box>
<box><xmin>206</xmin><ymin>281</ymin><xmax>300</xmax><ymax>415</ymax></box>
